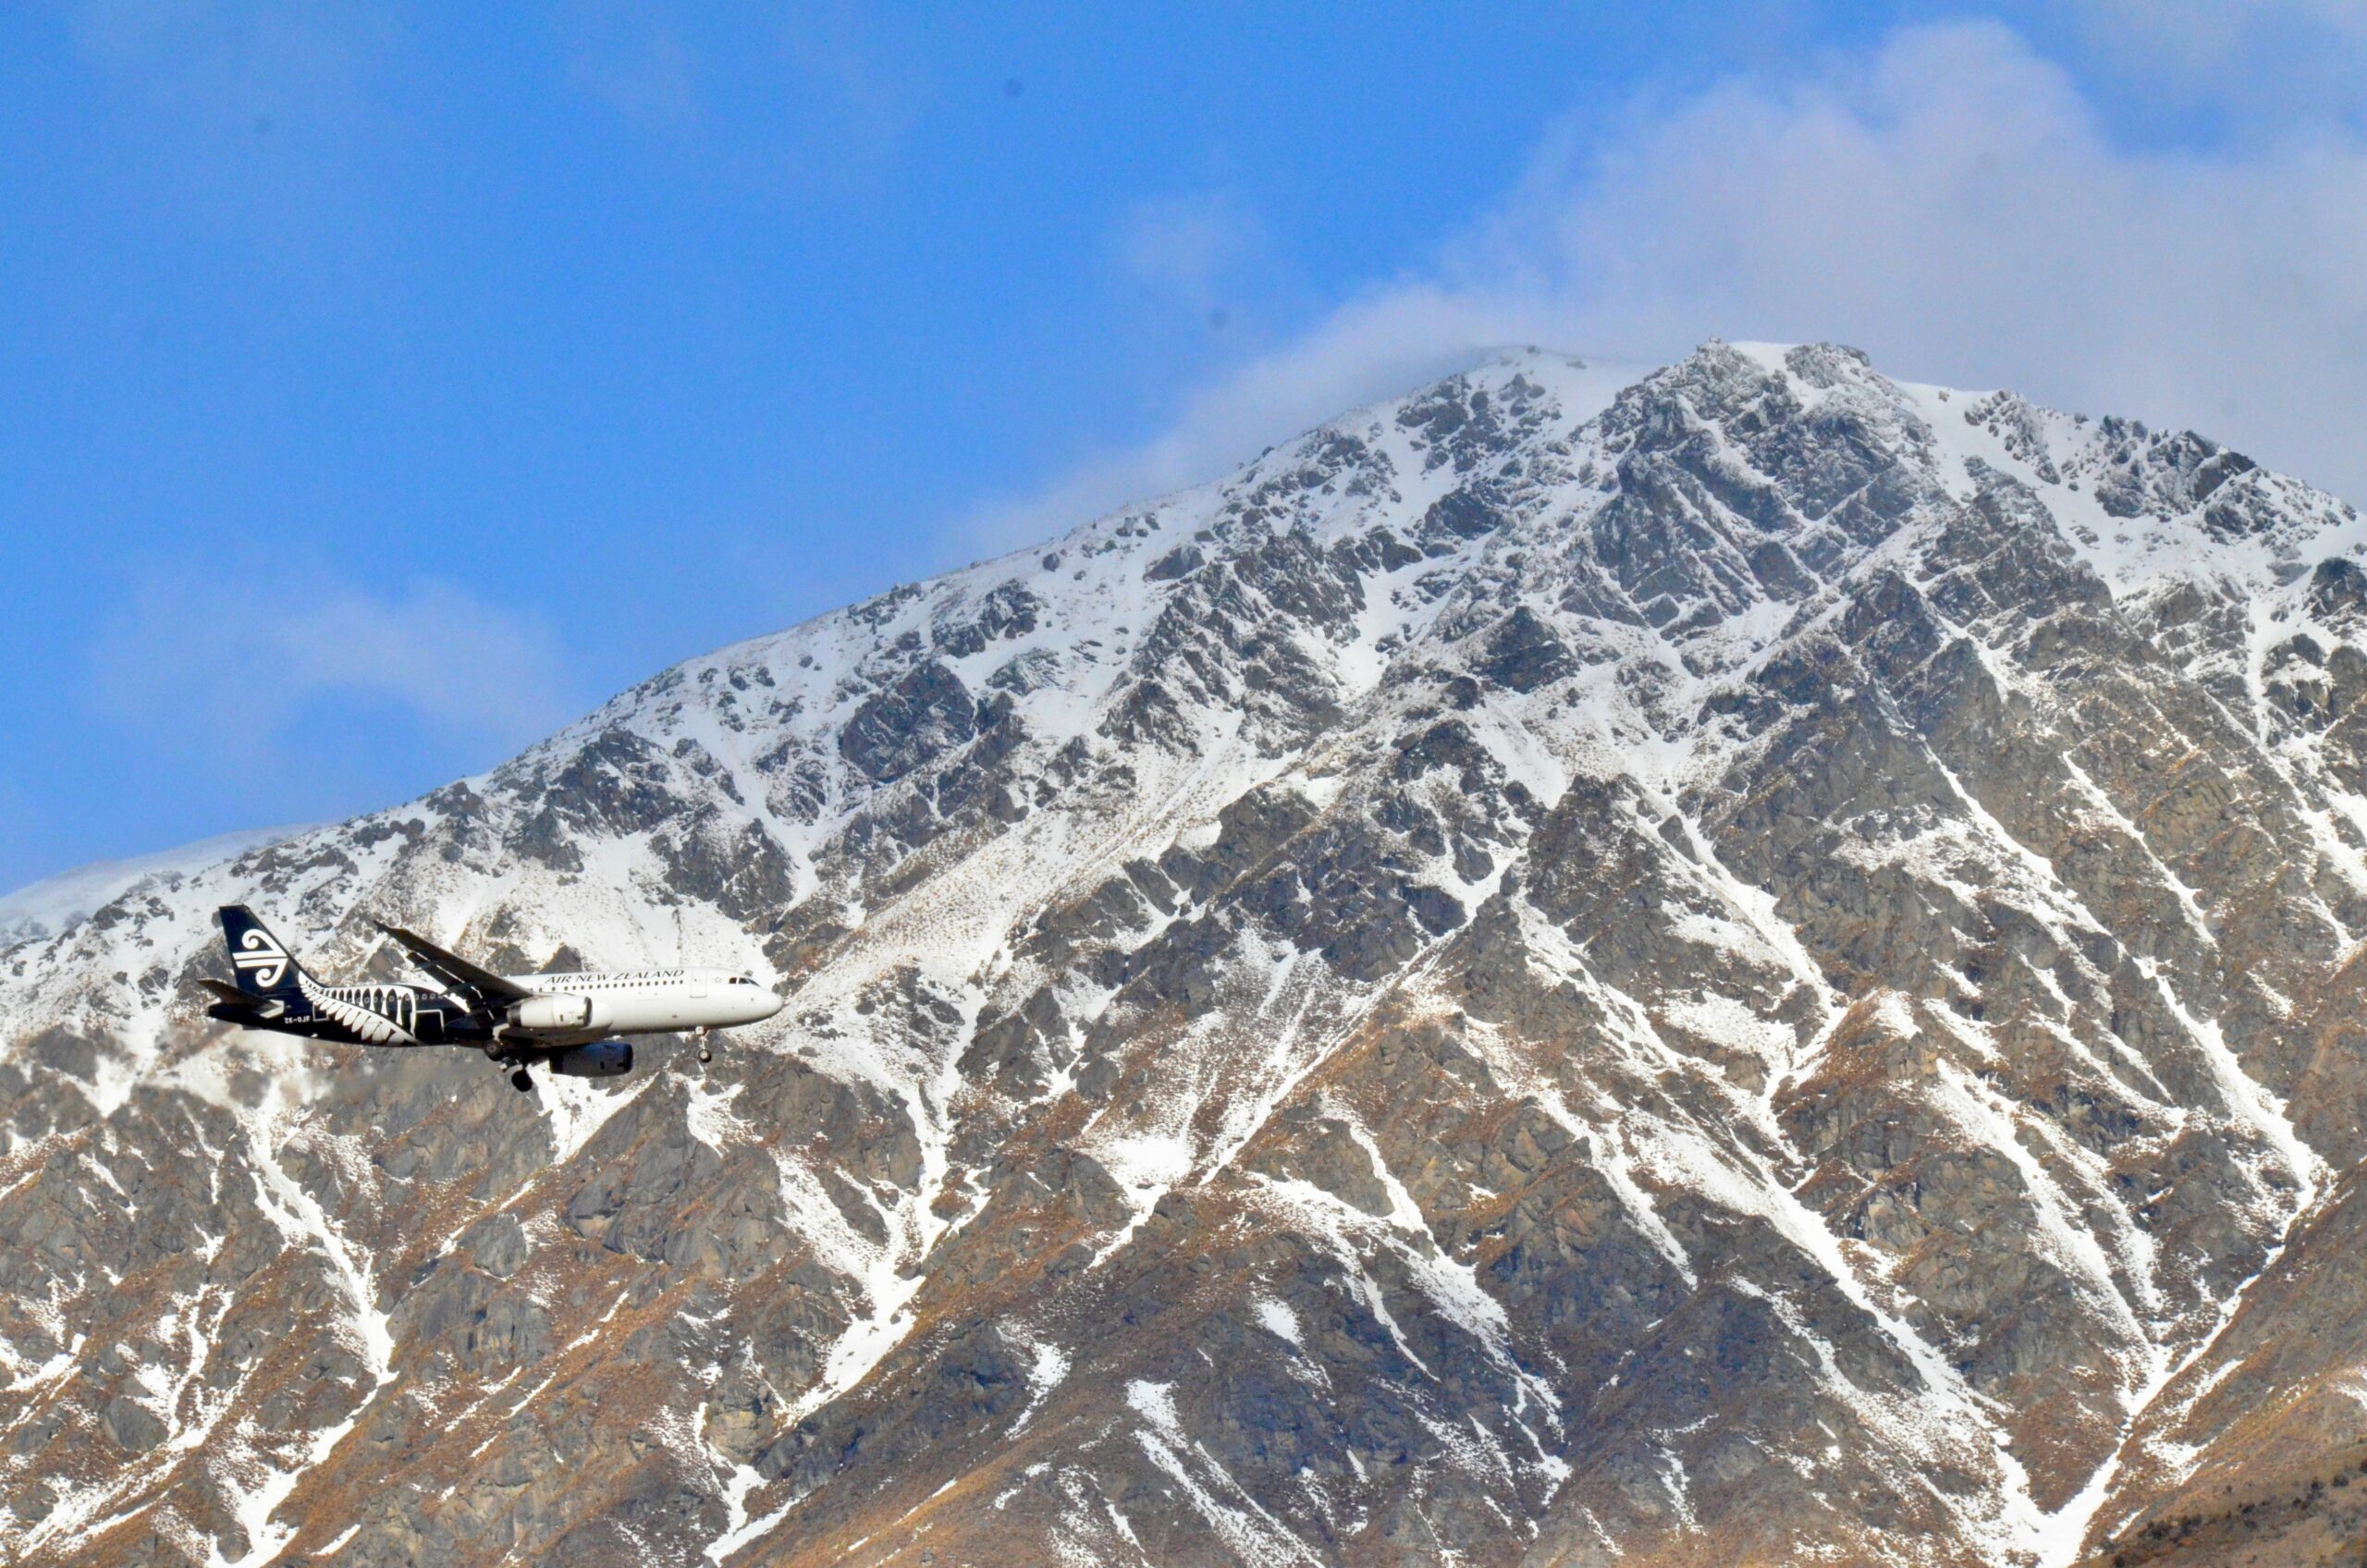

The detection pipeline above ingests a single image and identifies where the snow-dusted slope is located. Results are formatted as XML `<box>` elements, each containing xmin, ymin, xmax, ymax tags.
<box><xmin>0</xmin><ymin>826</ymin><xmax>305</xmax><ymax>945</ymax></box>
<box><xmin>6</xmin><ymin>342</ymin><xmax>2366</xmax><ymax>1568</ymax></box>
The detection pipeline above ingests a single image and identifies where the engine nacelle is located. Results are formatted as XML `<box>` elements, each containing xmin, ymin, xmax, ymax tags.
<box><xmin>550</xmin><ymin>1040</ymin><xmax>634</xmax><ymax>1078</ymax></box>
<box><xmin>509</xmin><ymin>994</ymin><xmax>613</xmax><ymax>1034</ymax></box>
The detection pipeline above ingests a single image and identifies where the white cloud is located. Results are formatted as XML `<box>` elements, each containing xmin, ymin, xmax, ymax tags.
<box><xmin>558</xmin><ymin>0</ymin><xmax>700</xmax><ymax>132</ymax></box>
<box><xmin>960</xmin><ymin>19</ymin><xmax>2367</xmax><ymax>556</ymax></box>
<box><xmin>64</xmin><ymin>0</ymin><xmax>400</xmax><ymax>121</ymax></box>
<box><xmin>960</xmin><ymin>284</ymin><xmax>1539</xmax><ymax>555</ymax></box>
<box><xmin>1115</xmin><ymin>191</ymin><xmax>1263</xmax><ymax>310</ymax></box>
<box><xmin>2046</xmin><ymin>0</ymin><xmax>2367</xmax><ymax>127</ymax></box>
<box><xmin>92</xmin><ymin>568</ymin><xmax>575</xmax><ymax>762</ymax></box>
<box><xmin>550</xmin><ymin>3</ymin><xmax>929</xmax><ymax>190</ymax></box>
<box><xmin>2065</xmin><ymin>0</ymin><xmax>2367</xmax><ymax>65</ymax></box>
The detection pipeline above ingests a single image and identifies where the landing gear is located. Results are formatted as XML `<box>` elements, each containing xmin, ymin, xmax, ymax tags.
<box><xmin>510</xmin><ymin>1067</ymin><xmax>533</xmax><ymax>1093</ymax></box>
<box><xmin>695</xmin><ymin>1028</ymin><xmax>713</xmax><ymax>1065</ymax></box>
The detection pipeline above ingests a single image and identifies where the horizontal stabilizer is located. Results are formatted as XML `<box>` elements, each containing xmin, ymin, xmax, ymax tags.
<box><xmin>197</xmin><ymin>977</ymin><xmax>253</xmax><ymax>1006</ymax></box>
<box><xmin>200</xmin><ymin>975</ymin><xmax>284</xmax><ymax>1023</ymax></box>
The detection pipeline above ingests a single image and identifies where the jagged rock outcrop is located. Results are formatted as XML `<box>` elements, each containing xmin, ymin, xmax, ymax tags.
<box><xmin>5</xmin><ymin>341</ymin><xmax>2365</xmax><ymax>1567</ymax></box>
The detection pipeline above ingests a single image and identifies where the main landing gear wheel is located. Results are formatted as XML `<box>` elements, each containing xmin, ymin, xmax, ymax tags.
<box><xmin>510</xmin><ymin>1068</ymin><xmax>533</xmax><ymax>1093</ymax></box>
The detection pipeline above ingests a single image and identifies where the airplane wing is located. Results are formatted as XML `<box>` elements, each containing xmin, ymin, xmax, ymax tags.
<box><xmin>374</xmin><ymin>921</ymin><xmax>532</xmax><ymax>1013</ymax></box>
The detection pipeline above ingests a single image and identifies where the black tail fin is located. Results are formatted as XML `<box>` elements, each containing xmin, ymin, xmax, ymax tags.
<box><xmin>219</xmin><ymin>906</ymin><xmax>306</xmax><ymax>998</ymax></box>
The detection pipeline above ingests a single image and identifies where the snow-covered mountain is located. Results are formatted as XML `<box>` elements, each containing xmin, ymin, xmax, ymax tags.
<box><xmin>6</xmin><ymin>341</ymin><xmax>2367</xmax><ymax>1567</ymax></box>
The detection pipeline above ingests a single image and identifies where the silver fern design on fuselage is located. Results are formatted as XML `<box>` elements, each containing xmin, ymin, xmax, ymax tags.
<box><xmin>203</xmin><ymin>903</ymin><xmax>782</xmax><ymax>1091</ymax></box>
<box><xmin>295</xmin><ymin>974</ymin><xmax>422</xmax><ymax>1045</ymax></box>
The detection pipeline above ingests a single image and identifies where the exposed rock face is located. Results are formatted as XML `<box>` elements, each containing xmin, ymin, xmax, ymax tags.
<box><xmin>5</xmin><ymin>342</ymin><xmax>2365</xmax><ymax>1567</ymax></box>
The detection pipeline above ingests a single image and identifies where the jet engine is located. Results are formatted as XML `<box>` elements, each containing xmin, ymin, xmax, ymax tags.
<box><xmin>551</xmin><ymin>1040</ymin><xmax>634</xmax><ymax>1078</ymax></box>
<box><xmin>509</xmin><ymin>994</ymin><xmax>613</xmax><ymax>1033</ymax></box>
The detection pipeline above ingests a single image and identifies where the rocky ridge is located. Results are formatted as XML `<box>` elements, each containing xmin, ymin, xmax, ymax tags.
<box><xmin>5</xmin><ymin>341</ymin><xmax>2367</xmax><ymax>1566</ymax></box>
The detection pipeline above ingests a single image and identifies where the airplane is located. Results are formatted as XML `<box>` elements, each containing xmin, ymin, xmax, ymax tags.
<box><xmin>201</xmin><ymin>905</ymin><xmax>783</xmax><ymax>1092</ymax></box>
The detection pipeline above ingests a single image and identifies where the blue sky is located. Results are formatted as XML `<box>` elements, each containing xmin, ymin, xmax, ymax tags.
<box><xmin>6</xmin><ymin>2</ymin><xmax>2367</xmax><ymax>892</ymax></box>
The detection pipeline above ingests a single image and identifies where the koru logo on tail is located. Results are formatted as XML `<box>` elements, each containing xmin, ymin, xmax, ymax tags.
<box><xmin>233</xmin><ymin>927</ymin><xmax>291</xmax><ymax>989</ymax></box>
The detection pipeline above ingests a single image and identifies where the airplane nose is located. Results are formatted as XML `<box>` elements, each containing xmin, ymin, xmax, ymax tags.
<box><xmin>761</xmin><ymin>990</ymin><xmax>784</xmax><ymax>1021</ymax></box>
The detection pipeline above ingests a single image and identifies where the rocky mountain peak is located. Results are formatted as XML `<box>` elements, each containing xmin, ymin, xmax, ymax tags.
<box><xmin>7</xmin><ymin>343</ymin><xmax>2367</xmax><ymax>1567</ymax></box>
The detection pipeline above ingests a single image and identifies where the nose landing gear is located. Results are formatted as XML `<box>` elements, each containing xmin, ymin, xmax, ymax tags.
<box><xmin>510</xmin><ymin>1067</ymin><xmax>533</xmax><ymax>1093</ymax></box>
<box><xmin>695</xmin><ymin>1027</ymin><xmax>712</xmax><ymax>1065</ymax></box>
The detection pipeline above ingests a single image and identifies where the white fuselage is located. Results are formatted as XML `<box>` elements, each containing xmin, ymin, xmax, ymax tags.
<box><xmin>497</xmin><ymin>966</ymin><xmax>782</xmax><ymax>1044</ymax></box>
